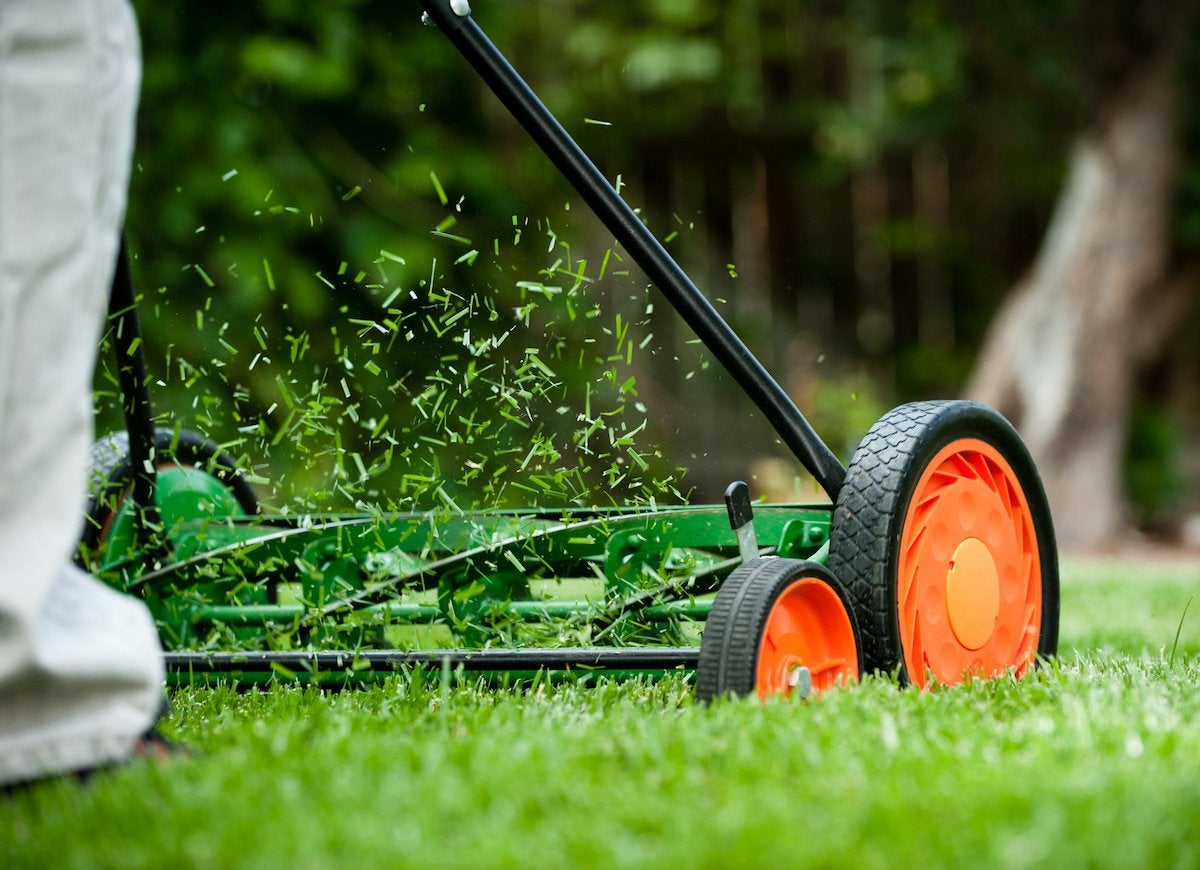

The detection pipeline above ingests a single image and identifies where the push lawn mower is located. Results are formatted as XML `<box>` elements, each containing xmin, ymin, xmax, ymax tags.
<box><xmin>84</xmin><ymin>0</ymin><xmax>1059</xmax><ymax>700</ymax></box>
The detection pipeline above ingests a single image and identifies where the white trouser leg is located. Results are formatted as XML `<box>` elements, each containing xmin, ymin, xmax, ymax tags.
<box><xmin>0</xmin><ymin>0</ymin><xmax>164</xmax><ymax>785</ymax></box>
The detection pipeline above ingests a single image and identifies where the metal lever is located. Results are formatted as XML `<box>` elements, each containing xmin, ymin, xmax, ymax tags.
<box><xmin>724</xmin><ymin>481</ymin><xmax>759</xmax><ymax>563</ymax></box>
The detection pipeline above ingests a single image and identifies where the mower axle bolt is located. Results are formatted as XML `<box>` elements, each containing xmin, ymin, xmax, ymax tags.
<box><xmin>788</xmin><ymin>665</ymin><xmax>812</xmax><ymax>699</ymax></box>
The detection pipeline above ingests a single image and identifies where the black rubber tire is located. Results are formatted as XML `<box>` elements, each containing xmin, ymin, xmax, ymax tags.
<box><xmin>827</xmin><ymin>400</ymin><xmax>1059</xmax><ymax>683</ymax></box>
<box><xmin>81</xmin><ymin>427</ymin><xmax>258</xmax><ymax>556</ymax></box>
<box><xmin>696</xmin><ymin>558</ymin><xmax>862</xmax><ymax>702</ymax></box>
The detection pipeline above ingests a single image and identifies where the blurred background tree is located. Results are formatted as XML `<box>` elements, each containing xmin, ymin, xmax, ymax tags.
<box><xmin>967</xmin><ymin>0</ymin><xmax>1200</xmax><ymax>547</ymax></box>
<box><xmin>113</xmin><ymin>0</ymin><xmax>1200</xmax><ymax>549</ymax></box>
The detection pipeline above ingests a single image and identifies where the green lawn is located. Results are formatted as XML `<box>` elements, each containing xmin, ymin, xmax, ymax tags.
<box><xmin>5</xmin><ymin>556</ymin><xmax>1200</xmax><ymax>869</ymax></box>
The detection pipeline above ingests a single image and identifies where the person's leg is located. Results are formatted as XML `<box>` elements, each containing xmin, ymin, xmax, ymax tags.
<box><xmin>0</xmin><ymin>0</ymin><xmax>164</xmax><ymax>785</ymax></box>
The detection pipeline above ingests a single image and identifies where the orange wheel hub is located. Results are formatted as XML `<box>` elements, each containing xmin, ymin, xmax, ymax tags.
<box><xmin>898</xmin><ymin>439</ymin><xmax>1042</xmax><ymax>687</ymax></box>
<box><xmin>756</xmin><ymin>577</ymin><xmax>859</xmax><ymax>699</ymax></box>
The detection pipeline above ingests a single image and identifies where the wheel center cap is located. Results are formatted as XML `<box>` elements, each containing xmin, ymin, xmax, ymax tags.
<box><xmin>945</xmin><ymin>537</ymin><xmax>1000</xmax><ymax>650</ymax></box>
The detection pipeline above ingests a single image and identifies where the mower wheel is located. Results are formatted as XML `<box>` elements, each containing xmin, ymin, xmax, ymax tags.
<box><xmin>81</xmin><ymin>428</ymin><xmax>258</xmax><ymax>564</ymax></box>
<box><xmin>696</xmin><ymin>558</ymin><xmax>862</xmax><ymax>702</ymax></box>
<box><xmin>827</xmin><ymin>401</ymin><xmax>1059</xmax><ymax>688</ymax></box>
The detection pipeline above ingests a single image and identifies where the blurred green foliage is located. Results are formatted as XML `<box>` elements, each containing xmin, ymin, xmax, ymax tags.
<box><xmin>107</xmin><ymin>0</ymin><xmax>1197</xmax><ymax>513</ymax></box>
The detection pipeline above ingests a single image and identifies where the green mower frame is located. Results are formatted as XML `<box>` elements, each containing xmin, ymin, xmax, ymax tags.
<box><xmin>85</xmin><ymin>0</ymin><xmax>1059</xmax><ymax>700</ymax></box>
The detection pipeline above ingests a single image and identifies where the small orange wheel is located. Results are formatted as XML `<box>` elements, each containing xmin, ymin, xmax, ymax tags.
<box><xmin>697</xmin><ymin>558</ymin><xmax>862</xmax><ymax>702</ymax></box>
<box><xmin>828</xmin><ymin>401</ymin><xmax>1059</xmax><ymax>688</ymax></box>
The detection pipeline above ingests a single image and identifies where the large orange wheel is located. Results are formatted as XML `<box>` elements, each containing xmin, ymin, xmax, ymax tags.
<box><xmin>697</xmin><ymin>558</ymin><xmax>862</xmax><ymax>702</ymax></box>
<box><xmin>828</xmin><ymin>401</ymin><xmax>1058</xmax><ymax>688</ymax></box>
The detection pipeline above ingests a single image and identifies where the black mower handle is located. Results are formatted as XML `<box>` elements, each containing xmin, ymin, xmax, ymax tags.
<box><xmin>416</xmin><ymin>0</ymin><xmax>846</xmax><ymax>500</ymax></box>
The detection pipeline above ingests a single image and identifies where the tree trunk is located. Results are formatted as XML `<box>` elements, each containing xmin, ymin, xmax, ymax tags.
<box><xmin>967</xmin><ymin>46</ymin><xmax>1188</xmax><ymax>549</ymax></box>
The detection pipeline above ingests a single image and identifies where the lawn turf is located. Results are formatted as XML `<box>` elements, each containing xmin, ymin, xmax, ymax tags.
<box><xmin>4</xmin><ymin>555</ymin><xmax>1200</xmax><ymax>869</ymax></box>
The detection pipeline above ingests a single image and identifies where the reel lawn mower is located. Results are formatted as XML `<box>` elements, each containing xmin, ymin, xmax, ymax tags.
<box><xmin>83</xmin><ymin>0</ymin><xmax>1059</xmax><ymax>700</ymax></box>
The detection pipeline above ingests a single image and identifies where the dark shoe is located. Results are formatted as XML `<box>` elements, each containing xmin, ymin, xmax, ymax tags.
<box><xmin>130</xmin><ymin>728</ymin><xmax>189</xmax><ymax>762</ymax></box>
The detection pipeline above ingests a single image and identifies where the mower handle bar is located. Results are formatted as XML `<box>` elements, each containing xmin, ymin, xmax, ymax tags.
<box><xmin>416</xmin><ymin>0</ymin><xmax>846</xmax><ymax>500</ymax></box>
